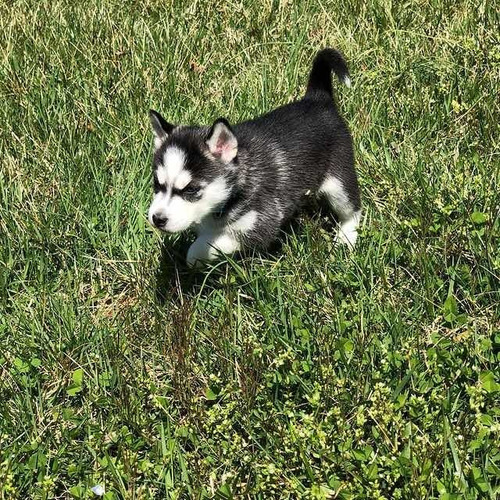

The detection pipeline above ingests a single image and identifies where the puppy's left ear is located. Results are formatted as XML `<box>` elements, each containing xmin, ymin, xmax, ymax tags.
<box><xmin>206</xmin><ymin>118</ymin><xmax>238</xmax><ymax>163</ymax></box>
<box><xmin>149</xmin><ymin>109</ymin><xmax>175</xmax><ymax>146</ymax></box>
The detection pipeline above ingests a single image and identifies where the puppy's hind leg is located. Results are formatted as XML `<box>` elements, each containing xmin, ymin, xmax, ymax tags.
<box><xmin>318</xmin><ymin>176</ymin><xmax>361</xmax><ymax>249</ymax></box>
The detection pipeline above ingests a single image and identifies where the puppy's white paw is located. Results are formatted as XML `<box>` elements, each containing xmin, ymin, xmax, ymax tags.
<box><xmin>187</xmin><ymin>237</ymin><xmax>211</xmax><ymax>267</ymax></box>
<box><xmin>335</xmin><ymin>211</ymin><xmax>361</xmax><ymax>250</ymax></box>
<box><xmin>186</xmin><ymin>233</ymin><xmax>241</xmax><ymax>267</ymax></box>
<box><xmin>335</xmin><ymin>227</ymin><xmax>358</xmax><ymax>249</ymax></box>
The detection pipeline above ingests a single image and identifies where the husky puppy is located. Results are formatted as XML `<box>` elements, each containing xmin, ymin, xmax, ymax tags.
<box><xmin>148</xmin><ymin>48</ymin><xmax>361</xmax><ymax>266</ymax></box>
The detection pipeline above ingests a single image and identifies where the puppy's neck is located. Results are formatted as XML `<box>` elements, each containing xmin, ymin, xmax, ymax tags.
<box><xmin>213</xmin><ymin>185</ymin><xmax>243</xmax><ymax>220</ymax></box>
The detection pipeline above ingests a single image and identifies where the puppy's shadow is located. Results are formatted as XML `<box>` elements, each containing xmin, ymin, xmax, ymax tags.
<box><xmin>154</xmin><ymin>198</ymin><xmax>338</xmax><ymax>302</ymax></box>
<box><xmin>154</xmin><ymin>232</ymin><xmax>200</xmax><ymax>302</ymax></box>
<box><xmin>155</xmin><ymin>231</ymin><xmax>236</xmax><ymax>302</ymax></box>
<box><xmin>265</xmin><ymin>197</ymin><xmax>338</xmax><ymax>258</ymax></box>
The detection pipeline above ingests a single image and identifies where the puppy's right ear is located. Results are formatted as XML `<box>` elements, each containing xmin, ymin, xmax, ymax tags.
<box><xmin>206</xmin><ymin>118</ymin><xmax>238</xmax><ymax>163</ymax></box>
<box><xmin>149</xmin><ymin>110</ymin><xmax>175</xmax><ymax>147</ymax></box>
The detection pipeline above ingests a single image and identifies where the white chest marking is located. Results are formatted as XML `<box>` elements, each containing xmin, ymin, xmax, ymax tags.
<box><xmin>230</xmin><ymin>210</ymin><xmax>257</xmax><ymax>234</ymax></box>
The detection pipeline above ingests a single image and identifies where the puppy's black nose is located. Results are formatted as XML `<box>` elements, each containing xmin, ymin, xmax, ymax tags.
<box><xmin>152</xmin><ymin>214</ymin><xmax>168</xmax><ymax>227</ymax></box>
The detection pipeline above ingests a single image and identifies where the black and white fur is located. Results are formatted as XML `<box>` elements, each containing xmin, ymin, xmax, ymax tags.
<box><xmin>148</xmin><ymin>48</ymin><xmax>361</xmax><ymax>266</ymax></box>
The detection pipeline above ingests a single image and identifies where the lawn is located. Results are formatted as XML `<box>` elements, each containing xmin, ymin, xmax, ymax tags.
<box><xmin>0</xmin><ymin>0</ymin><xmax>499</xmax><ymax>498</ymax></box>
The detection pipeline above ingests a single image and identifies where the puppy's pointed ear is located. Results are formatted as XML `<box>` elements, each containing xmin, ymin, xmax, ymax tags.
<box><xmin>149</xmin><ymin>110</ymin><xmax>174</xmax><ymax>146</ymax></box>
<box><xmin>206</xmin><ymin>118</ymin><xmax>238</xmax><ymax>163</ymax></box>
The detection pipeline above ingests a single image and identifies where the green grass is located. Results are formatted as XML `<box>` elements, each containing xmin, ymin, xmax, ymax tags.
<box><xmin>1</xmin><ymin>0</ymin><xmax>499</xmax><ymax>498</ymax></box>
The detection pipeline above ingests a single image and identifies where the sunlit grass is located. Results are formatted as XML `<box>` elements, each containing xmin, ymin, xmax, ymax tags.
<box><xmin>0</xmin><ymin>0</ymin><xmax>499</xmax><ymax>498</ymax></box>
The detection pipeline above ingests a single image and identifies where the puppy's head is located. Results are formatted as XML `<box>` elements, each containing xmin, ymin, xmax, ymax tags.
<box><xmin>147</xmin><ymin>110</ymin><xmax>238</xmax><ymax>233</ymax></box>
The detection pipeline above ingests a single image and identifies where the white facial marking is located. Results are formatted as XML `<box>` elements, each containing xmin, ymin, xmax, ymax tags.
<box><xmin>148</xmin><ymin>191</ymin><xmax>169</xmax><ymax>226</ymax></box>
<box><xmin>163</xmin><ymin>147</ymin><xmax>186</xmax><ymax>184</ymax></box>
<box><xmin>155</xmin><ymin>147</ymin><xmax>186</xmax><ymax>187</ymax></box>
<box><xmin>149</xmin><ymin>176</ymin><xmax>230</xmax><ymax>233</ymax></box>
<box><xmin>174</xmin><ymin>170</ymin><xmax>192</xmax><ymax>190</ymax></box>
<box><xmin>156</xmin><ymin>165</ymin><xmax>168</xmax><ymax>185</ymax></box>
<box><xmin>150</xmin><ymin>146</ymin><xmax>206</xmax><ymax>230</ymax></box>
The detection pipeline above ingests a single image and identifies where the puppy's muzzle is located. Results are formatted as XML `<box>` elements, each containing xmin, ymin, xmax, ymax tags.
<box><xmin>152</xmin><ymin>214</ymin><xmax>168</xmax><ymax>229</ymax></box>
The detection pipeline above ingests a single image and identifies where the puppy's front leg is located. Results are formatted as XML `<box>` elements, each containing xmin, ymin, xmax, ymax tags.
<box><xmin>187</xmin><ymin>232</ymin><xmax>241</xmax><ymax>267</ymax></box>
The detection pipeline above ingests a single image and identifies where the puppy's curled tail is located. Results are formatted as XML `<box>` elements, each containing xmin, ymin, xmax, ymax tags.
<box><xmin>305</xmin><ymin>48</ymin><xmax>351</xmax><ymax>99</ymax></box>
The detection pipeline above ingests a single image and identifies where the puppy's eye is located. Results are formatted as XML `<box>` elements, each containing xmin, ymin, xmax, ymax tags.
<box><xmin>183</xmin><ymin>185</ymin><xmax>201</xmax><ymax>195</ymax></box>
